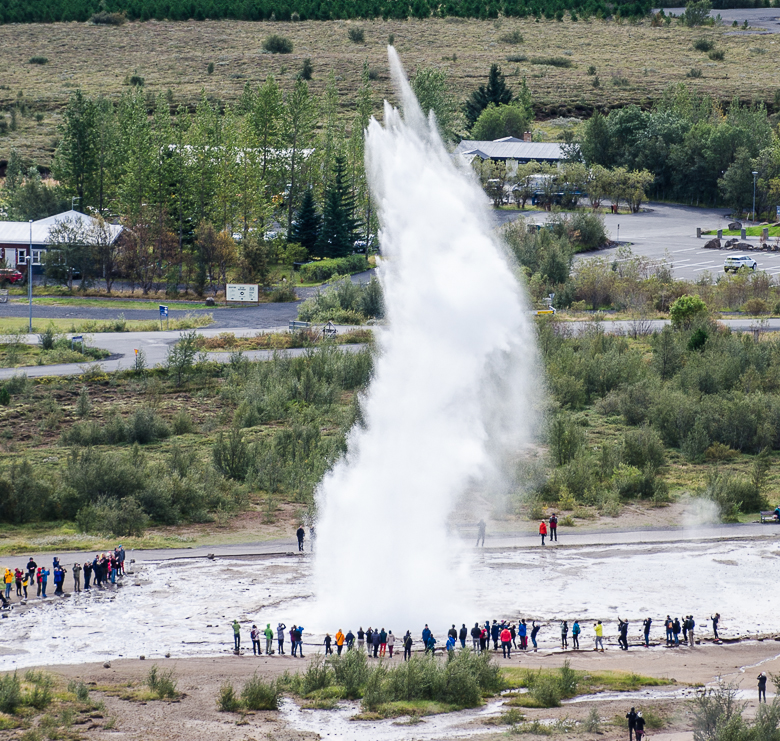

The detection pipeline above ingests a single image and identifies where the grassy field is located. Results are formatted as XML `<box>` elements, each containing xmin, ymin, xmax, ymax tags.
<box><xmin>11</xmin><ymin>296</ymin><xmax>221</xmax><ymax>310</ymax></box>
<box><xmin>704</xmin><ymin>226</ymin><xmax>780</xmax><ymax>237</ymax></box>
<box><xmin>0</xmin><ymin>341</ymin><xmax>110</xmax><ymax>368</ymax></box>
<box><xmin>0</xmin><ymin>313</ymin><xmax>213</xmax><ymax>333</ymax></box>
<box><xmin>2</xmin><ymin>18</ymin><xmax>779</xmax><ymax>164</ymax></box>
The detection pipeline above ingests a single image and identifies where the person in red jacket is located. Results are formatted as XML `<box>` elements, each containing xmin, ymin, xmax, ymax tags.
<box><xmin>539</xmin><ymin>520</ymin><xmax>547</xmax><ymax>546</ymax></box>
<box><xmin>500</xmin><ymin>626</ymin><xmax>512</xmax><ymax>658</ymax></box>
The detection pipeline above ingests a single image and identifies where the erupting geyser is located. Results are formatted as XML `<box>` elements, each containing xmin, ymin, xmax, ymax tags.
<box><xmin>313</xmin><ymin>48</ymin><xmax>540</xmax><ymax>627</ymax></box>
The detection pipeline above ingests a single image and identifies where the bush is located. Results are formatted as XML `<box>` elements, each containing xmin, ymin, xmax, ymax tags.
<box><xmin>241</xmin><ymin>673</ymin><xmax>279</xmax><ymax>710</ymax></box>
<box><xmin>686</xmin><ymin>67</ymin><xmax>703</xmax><ymax>78</ymax></box>
<box><xmin>90</xmin><ymin>10</ymin><xmax>126</xmax><ymax>24</ymax></box>
<box><xmin>299</xmin><ymin>57</ymin><xmax>313</xmax><ymax>80</ymax></box>
<box><xmin>298</xmin><ymin>255</ymin><xmax>368</xmax><ymax>283</ymax></box>
<box><xmin>212</xmin><ymin>426</ymin><xmax>250</xmax><ymax>481</ymax></box>
<box><xmin>347</xmin><ymin>27</ymin><xmax>365</xmax><ymax>42</ymax></box>
<box><xmin>531</xmin><ymin>56</ymin><xmax>573</xmax><ymax>67</ymax></box>
<box><xmin>744</xmin><ymin>298</ymin><xmax>768</xmax><ymax>316</ymax></box>
<box><xmin>0</xmin><ymin>673</ymin><xmax>21</xmax><ymax>714</ymax></box>
<box><xmin>708</xmin><ymin>49</ymin><xmax>725</xmax><ymax>60</ymax></box>
<box><xmin>548</xmin><ymin>414</ymin><xmax>585</xmax><ymax>466</ymax></box>
<box><xmin>217</xmin><ymin>682</ymin><xmax>241</xmax><ymax>712</ymax></box>
<box><xmin>207</xmin><ymin>62</ymin><xmax>214</xmax><ymax>74</ymax></box>
<box><xmin>68</xmin><ymin>681</ymin><xmax>90</xmax><ymax>702</ymax></box>
<box><xmin>302</xmin><ymin>655</ymin><xmax>332</xmax><ymax>695</ymax></box>
<box><xmin>622</xmin><ymin>426</ymin><xmax>665</xmax><ymax>469</ymax></box>
<box><xmin>29</xmin><ymin>56</ymin><xmax>48</xmax><ymax>64</ymax></box>
<box><xmin>499</xmin><ymin>30</ymin><xmax>524</xmax><ymax>43</ymax></box>
<box><xmin>703</xmin><ymin>471</ymin><xmax>765</xmax><ymax>518</ymax></box>
<box><xmin>126</xmin><ymin>408</ymin><xmax>171</xmax><ymax>444</ymax></box>
<box><xmin>263</xmin><ymin>34</ymin><xmax>293</xmax><ymax>53</ymax></box>
<box><xmin>329</xmin><ymin>649</ymin><xmax>369</xmax><ymax>699</ymax></box>
<box><xmin>146</xmin><ymin>665</ymin><xmax>178</xmax><ymax>699</ymax></box>
<box><xmin>670</xmin><ymin>294</ymin><xmax>707</xmax><ymax>327</ymax></box>
<box><xmin>76</xmin><ymin>496</ymin><xmax>149</xmax><ymax>537</ymax></box>
<box><xmin>693</xmin><ymin>38</ymin><xmax>714</xmax><ymax>51</ymax></box>
<box><xmin>171</xmin><ymin>409</ymin><xmax>194</xmax><ymax>435</ymax></box>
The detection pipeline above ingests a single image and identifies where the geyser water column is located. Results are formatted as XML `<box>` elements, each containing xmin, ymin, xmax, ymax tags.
<box><xmin>313</xmin><ymin>48</ymin><xmax>539</xmax><ymax>628</ymax></box>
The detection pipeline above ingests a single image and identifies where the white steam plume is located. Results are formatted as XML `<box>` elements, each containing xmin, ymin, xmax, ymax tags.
<box><xmin>313</xmin><ymin>47</ymin><xmax>540</xmax><ymax>629</ymax></box>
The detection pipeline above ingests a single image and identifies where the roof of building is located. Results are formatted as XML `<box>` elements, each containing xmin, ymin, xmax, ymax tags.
<box><xmin>0</xmin><ymin>210</ymin><xmax>122</xmax><ymax>246</ymax></box>
<box><xmin>455</xmin><ymin>140</ymin><xmax>568</xmax><ymax>161</ymax></box>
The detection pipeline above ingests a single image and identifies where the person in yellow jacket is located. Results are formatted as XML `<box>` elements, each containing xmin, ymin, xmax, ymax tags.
<box><xmin>3</xmin><ymin>569</ymin><xmax>12</xmax><ymax>600</ymax></box>
<box><xmin>335</xmin><ymin>629</ymin><xmax>345</xmax><ymax>656</ymax></box>
<box><xmin>593</xmin><ymin>621</ymin><xmax>604</xmax><ymax>652</ymax></box>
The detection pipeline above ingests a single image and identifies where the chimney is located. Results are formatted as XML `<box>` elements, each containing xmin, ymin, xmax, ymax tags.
<box><xmin>523</xmin><ymin>131</ymin><xmax>532</xmax><ymax>142</ymax></box>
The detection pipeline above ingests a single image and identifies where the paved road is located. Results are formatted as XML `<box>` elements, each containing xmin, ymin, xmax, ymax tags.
<box><xmin>1</xmin><ymin>299</ymin><xmax>302</xmax><ymax>330</ymax></box>
<box><xmin>0</xmin><ymin>326</ymin><xmax>366</xmax><ymax>380</ymax></box>
<box><xmin>0</xmin><ymin>521</ymin><xmax>773</xmax><ymax>571</ymax></box>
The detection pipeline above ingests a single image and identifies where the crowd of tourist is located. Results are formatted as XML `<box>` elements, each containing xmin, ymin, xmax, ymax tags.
<box><xmin>227</xmin><ymin>613</ymin><xmax>725</xmax><ymax>658</ymax></box>
<box><xmin>0</xmin><ymin>547</ymin><xmax>126</xmax><ymax>608</ymax></box>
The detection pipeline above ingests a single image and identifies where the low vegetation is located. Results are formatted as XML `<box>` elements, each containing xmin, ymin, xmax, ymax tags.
<box><xmin>276</xmin><ymin>649</ymin><xmax>502</xmax><ymax>718</ymax></box>
<box><xmin>502</xmin><ymin>663</ymin><xmax>672</xmax><ymax>708</ymax></box>
<box><xmin>0</xmin><ymin>342</ymin><xmax>372</xmax><ymax>544</ymax></box>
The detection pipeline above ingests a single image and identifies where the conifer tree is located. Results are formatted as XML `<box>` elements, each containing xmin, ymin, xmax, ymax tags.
<box><xmin>464</xmin><ymin>64</ymin><xmax>513</xmax><ymax>129</ymax></box>
<box><xmin>317</xmin><ymin>155</ymin><xmax>360</xmax><ymax>258</ymax></box>
<box><xmin>290</xmin><ymin>189</ymin><xmax>320</xmax><ymax>256</ymax></box>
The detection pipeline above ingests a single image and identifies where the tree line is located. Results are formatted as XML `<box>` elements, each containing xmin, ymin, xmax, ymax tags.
<box><xmin>573</xmin><ymin>81</ymin><xmax>780</xmax><ymax>217</ymax></box>
<box><xmin>4</xmin><ymin>68</ymin><xmax>379</xmax><ymax>294</ymax></box>
<box><xmin>0</xmin><ymin>0</ymin><xmax>651</xmax><ymax>26</ymax></box>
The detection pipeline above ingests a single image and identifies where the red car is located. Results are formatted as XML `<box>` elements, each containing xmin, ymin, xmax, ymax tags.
<box><xmin>0</xmin><ymin>268</ymin><xmax>24</xmax><ymax>285</ymax></box>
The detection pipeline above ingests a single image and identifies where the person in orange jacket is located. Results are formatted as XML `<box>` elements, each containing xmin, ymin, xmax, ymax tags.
<box><xmin>500</xmin><ymin>625</ymin><xmax>512</xmax><ymax>658</ymax></box>
<box><xmin>335</xmin><ymin>629</ymin><xmax>345</xmax><ymax>656</ymax></box>
<box><xmin>539</xmin><ymin>520</ymin><xmax>547</xmax><ymax>546</ymax></box>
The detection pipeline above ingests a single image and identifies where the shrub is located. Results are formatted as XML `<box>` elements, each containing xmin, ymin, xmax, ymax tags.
<box><xmin>587</xmin><ymin>65</ymin><xmax>596</xmax><ymax>75</ymax></box>
<box><xmin>90</xmin><ymin>10</ymin><xmax>126</xmax><ymax>24</ymax></box>
<box><xmin>622</xmin><ymin>426</ymin><xmax>665</xmax><ymax>469</ymax></box>
<box><xmin>583</xmin><ymin>707</ymin><xmax>601</xmax><ymax>732</ymax></box>
<box><xmin>77</xmin><ymin>496</ymin><xmax>149</xmax><ymax>537</ymax></box>
<box><xmin>263</xmin><ymin>34</ymin><xmax>293</xmax><ymax>53</ymax></box>
<box><xmin>241</xmin><ymin>673</ymin><xmax>279</xmax><ymax>710</ymax></box>
<box><xmin>38</xmin><ymin>324</ymin><xmax>58</xmax><ymax>350</ymax></box>
<box><xmin>708</xmin><ymin>49</ymin><xmax>725</xmax><ymax>60</ymax></box>
<box><xmin>693</xmin><ymin>38</ymin><xmax>714</xmax><ymax>51</ymax></box>
<box><xmin>68</xmin><ymin>681</ymin><xmax>90</xmax><ymax>702</ymax></box>
<box><xmin>29</xmin><ymin>56</ymin><xmax>48</xmax><ymax>64</ymax></box>
<box><xmin>298</xmin><ymin>255</ymin><xmax>368</xmax><ymax>283</ymax></box>
<box><xmin>548</xmin><ymin>414</ymin><xmax>585</xmax><ymax>466</ymax></box>
<box><xmin>0</xmin><ymin>673</ymin><xmax>21</xmax><ymax>713</ymax></box>
<box><xmin>329</xmin><ymin>649</ymin><xmax>369</xmax><ymax>699</ymax></box>
<box><xmin>506</xmin><ymin>54</ymin><xmax>528</xmax><ymax>62</ymax></box>
<box><xmin>670</xmin><ymin>294</ymin><xmax>707</xmax><ymax>327</ymax></box>
<box><xmin>744</xmin><ymin>298</ymin><xmax>768</xmax><ymax>316</ymax></box>
<box><xmin>171</xmin><ymin>409</ymin><xmax>194</xmax><ymax>435</ymax></box>
<box><xmin>126</xmin><ymin>408</ymin><xmax>170</xmax><ymax>444</ymax></box>
<box><xmin>702</xmin><ymin>471</ymin><xmax>765</xmax><ymax>518</ymax></box>
<box><xmin>207</xmin><ymin>62</ymin><xmax>214</xmax><ymax>74</ymax></box>
<box><xmin>686</xmin><ymin>67</ymin><xmax>703</xmax><ymax>78</ymax></box>
<box><xmin>146</xmin><ymin>666</ymin><xmax>178</xmax><ymax>699</ymax></box>
<box><xmin>217</xmin><ymin>682</ymin><xmax>241</xmax><ymax>712</ymax></box>
<box><xmin>531</xmin><ymin>56</ymin><xmax>573</xmax><ymax>67</ymax></box>
<box><xmin>299</xmin><ymin>57</ymin><xmax>313</xmax><ymax>80</ymax></box>
<box><xmin>529</xmin><ymin>673</ymin><xmax>562</xmax><ymax>707</ymax></box>
<box><xmin>499</xmin><ymin>30</ymin><xmax>524</xmax><ymax>43</ymax></box>
<box><xmin>129</xmin><ymin>75</ymin><xmax>144</xmax><ymax>86</ymax></box>
<box><xmin>213</xmin><ymin>426</ymin><xmax>250</xmax><ymax>481</ymax></box>
<box><xmin>302</xmin><ymin>655</ymin><xmax>332</xmax><ymax>695</ymax></box>
<box><xmin>347</xmin><ymin>27</ymin><xmax>365</xmax><ymax>42</ymax></box>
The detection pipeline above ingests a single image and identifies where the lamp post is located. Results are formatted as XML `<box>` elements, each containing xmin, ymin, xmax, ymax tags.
<box><xmin>752</xmin><ymin>170</ymin><xmax>758</xmax><ymax>227</ymax></box>
<box><xmin>28</xmin><ymin>219</ymin><xmax>33</xmax><ymax>333</ymax></box>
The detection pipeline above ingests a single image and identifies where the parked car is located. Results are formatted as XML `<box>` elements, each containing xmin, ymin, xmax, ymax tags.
<box><xmin>0</xmin><ymin>268</ymin><xmax>25</xmax><ymax>285</ymax></box>
<box><xmin>724</xmin><ymin>255</ymin><xmax>757</xmax><ymax>273</ymax></box>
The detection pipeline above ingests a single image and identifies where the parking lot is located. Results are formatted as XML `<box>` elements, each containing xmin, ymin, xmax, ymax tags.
<box><xmin>522</xmin><ymin>202</ymin><xmax>779</xmax><ymax>281</ymax></box>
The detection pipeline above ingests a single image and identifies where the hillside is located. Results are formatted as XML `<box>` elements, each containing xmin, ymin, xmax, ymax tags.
<box><xmin>2</xmin><ymin>17</ymin><xmax>778</xmax><ymax>166</ymax></box>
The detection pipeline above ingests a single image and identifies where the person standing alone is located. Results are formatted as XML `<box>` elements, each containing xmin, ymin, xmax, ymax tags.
<box><xmin>476</xmin><ymin>520</ymin><xmax>486</xmax><ymax>547</ymax></box>
<box><xmin>296</xmin><ymin>526</ymin><xmax>305</xmax><ymax>552</ymax></box>
<box><xmin>759</xmin><ymin>672</ymin><xmax>768</xmax><ymax>703</ymax></box>
<box><xmin>232</xmin><ymin>620</ymin><xmax>241</xmax><ymax>652</ymax></box>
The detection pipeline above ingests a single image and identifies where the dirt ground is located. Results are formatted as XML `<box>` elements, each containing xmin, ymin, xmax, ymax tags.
<box><xmin>6</xmin><ymin>638</ymin><xmax>775</xmax><ymax>741</ymax></box>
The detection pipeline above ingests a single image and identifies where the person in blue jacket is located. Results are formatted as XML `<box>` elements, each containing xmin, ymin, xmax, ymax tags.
<box><xmin>422</xmin><ymin>624</ymin><xmax>431</xmax><ymax>647</ymax></box>
<box><xmin>491</xmin><ymin>621</ymin><xmax>500</xmax><ymax>650</ymax></box>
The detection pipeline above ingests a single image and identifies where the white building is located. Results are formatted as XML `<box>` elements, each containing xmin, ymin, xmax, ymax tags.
<box><xmin>0</xmin><ymin>210</ymin><xmax>122</xmax><ymax>273</ymax></box>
